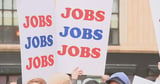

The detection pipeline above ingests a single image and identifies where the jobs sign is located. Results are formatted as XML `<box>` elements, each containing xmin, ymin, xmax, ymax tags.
<box><xmin>17</xmin><ymin>0</ymin><xmax>56</xmax><ymax>83</ymax></box>
<box><xmin>17</xmin><ymin>0</ymin><xmax>113</xmax><ymax>83</ymax></box>
<box><xmin>55</xmin><ymin>0</ymin><xmax>113</xmax><ymax>75</ymax></box>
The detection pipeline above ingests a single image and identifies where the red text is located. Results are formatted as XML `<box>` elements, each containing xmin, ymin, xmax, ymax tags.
<box><xmin>61</xmin><ymin>8</ymin><xmax>105</xmax><ymax>22</ymax></box>
<box><xmin>57</xmin><ymin>45</ymin><xmax>101</xmax><ymax>58</ymax></box>
<box><xmin>23</xmin><ymin>15</ymin><xmax>52</xmax><ymax>28</ymax></box>
<box><xmin>26</xmin><ymin>54</ymin><xmax>54</xmax><ymax>70</ymax></box>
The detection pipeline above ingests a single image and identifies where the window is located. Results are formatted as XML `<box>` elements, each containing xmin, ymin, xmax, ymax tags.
<box><xmin>0</xmin><ymin>0</ymin><xmax>19</xmax><ymax>44</ymax></box>
<box><xmin>0</xmin><ymin>76</ymin><xmax>6</xmax><ymax>84</ymax></box>
<box><xmin>109</xmin><ymin>0</ymin><xmax>119</xmax><ymax>45</ymax></box>
<box><xmin>0</xmin><ymin>75</ymin><xmax>20</xmax><ymax>84</ymax></box>
<box><xmin>9</xmin><ymin>75</ymin><xmax>19</xmax><ymax>83</ymax></box>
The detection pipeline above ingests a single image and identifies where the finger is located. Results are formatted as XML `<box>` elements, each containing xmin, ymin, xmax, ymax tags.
<box><xmin>73</xmin><ymin>67</ymin><xmax>79</xmax><ymax>71</ymax></box>
<box><xmin>79</xmin><ymin>71</ymin><xmax>83</xmax><ymax>75</ymax></box>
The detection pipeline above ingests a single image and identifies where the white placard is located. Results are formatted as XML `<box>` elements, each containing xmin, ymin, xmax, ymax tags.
<box><xmin>150</xmin><ymin>0</ymin><xmax>160</xmax><ymax>56</ymax></box>
<box><xmin>154</xmin><ymin>79</ymin><xmax>160</xmax><ymax>84</ymax></box>
<box><xmin>17</xmin><ymin>0</ymin><xmax>56</xmax><ymax>83</ymax></box>
<box><xmin>55</xmin><ymin>0</ymin><xmax>113</xmax><ymax>75</ymax></box>
<box><xmin>133</xmin><ymin>76</ymin><xmax>154</xmax><ymax>84</ymax></box>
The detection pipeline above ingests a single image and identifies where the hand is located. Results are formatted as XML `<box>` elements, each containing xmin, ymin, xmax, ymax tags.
<box><xmin>101</xmin><ymin>75</ymin><xmax>110</xmax><ymax>83</ymax></box>
<box><xmin>72</xmin><ymin>67</ymin><xmax>83</xmax><ymax>80</ymax></box>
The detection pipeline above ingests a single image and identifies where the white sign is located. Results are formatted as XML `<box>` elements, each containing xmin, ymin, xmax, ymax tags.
<box><xmin>154</xmin><ymin>79</ymin><xmax>160</xmax><ymax>84</ymax></box>
<box><xmin>133</xmin><ymin>76</ymin><xmax>154</xmax><ymax>84</ymax></box>
<box><xmin>17</xmin><ymin>0</ymin><xmax>56</xmax><ymax>83</ymax></box>
<box><xmin>150</xmin><ymin>0</ymin><xmax>160</xmax><ymax>56</ymax></box>
<box><xmin>55</xmin><ymin>0</ymin><xmax>113</xmax><ymax>75</ymax></box>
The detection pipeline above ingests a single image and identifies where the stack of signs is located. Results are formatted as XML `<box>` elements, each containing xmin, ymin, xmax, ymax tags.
<box><xmin>17</xmin><ymin>0</ymin><xmax>113</xmax><ymax>83</ymax></box>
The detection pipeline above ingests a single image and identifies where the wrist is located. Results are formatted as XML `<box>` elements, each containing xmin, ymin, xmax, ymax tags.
<box><xmin>72</xmin><ymin>76</ymin><xmax>78</xmax><ymax>80</ymax></box>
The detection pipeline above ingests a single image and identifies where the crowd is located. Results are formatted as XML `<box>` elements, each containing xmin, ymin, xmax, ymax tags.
<box><xmin>14</xmin><ymin>62</ymin><xmax>160</xmax><ymax>84</ymax></box>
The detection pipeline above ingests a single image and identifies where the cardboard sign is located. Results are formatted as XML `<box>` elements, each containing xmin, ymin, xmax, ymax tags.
<box><xmin>150</xmin><ymin>0</ymin><xmax>160</xmax><ymax>56</ymax></box>
<box><xmin>133</xmin><ymin>76</ymin><xmax>154</xmax><ymax>84</ymax></box>
<box><xmin>55</xmin><ymin>0</ymin><xmax>113</xmax><ymax>75</ymax></box>
<box><xmin>17</xmin><ymin>0</ymin><xmax>56</xmax><ymax>83</ymax></box>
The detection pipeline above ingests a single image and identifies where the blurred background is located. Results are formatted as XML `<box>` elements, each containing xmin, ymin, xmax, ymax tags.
<box><xmin>0</xmin><ymin>0</ymin><xmax>159</xmax><ymax>83</ymax></box>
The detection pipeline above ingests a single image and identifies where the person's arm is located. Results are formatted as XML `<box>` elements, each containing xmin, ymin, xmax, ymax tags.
<box><xmin>71</xmin><ymin>79</ymin><xmax>77</xmax><ymax>84</ymax></box>
<box><xmin>71</xmin><ymin>67</ymin><xmax>83</xmax><ymax>84</ymax></box>
<box><xmin>100</xmin><ymin>75</ymin><xmax>109</xmax><ymax>83</ymax></box>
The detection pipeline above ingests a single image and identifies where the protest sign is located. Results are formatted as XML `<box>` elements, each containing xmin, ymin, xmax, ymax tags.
<box><xmin>133</xmin><ymin>75</ymin><xmax>154</xmax><ymax>84</ymax></box>
<box><xmin>148</xmin><ymin>2</ymin><xmax>160</xmax><ymax>84</ymax></box>
<box><xmin>150</xmin><ymin>0</ymin><xmax>160</xmax><ymax>57</ymax></box>
<box><xmin>17</xmin><ymin>0</ymin><xmax>56</xmax><ymax>83</ymax></box>
<box><xmin>55</xmin><ymin>0</ymin><xmax>113</xmax><ymax>75</ymax></box>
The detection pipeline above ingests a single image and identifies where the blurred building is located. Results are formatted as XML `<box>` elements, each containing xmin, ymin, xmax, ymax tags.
<box><xmin>0</xmin><ymin>0</ymin><xmax>159</xmax><ymax>83</ymax></box>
